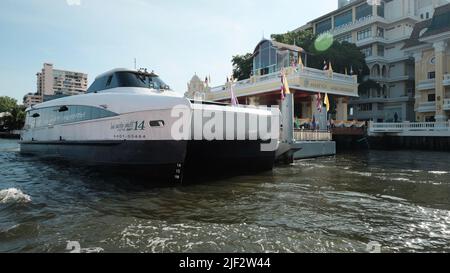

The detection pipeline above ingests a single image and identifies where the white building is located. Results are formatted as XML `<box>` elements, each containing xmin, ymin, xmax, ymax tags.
<box><xmin>36</xmin><ymin>63</ymin><xmax>88</xmax><ymax>96</ymax></box>
<box><xmin>298</xmin><ymin>0</ymin><xmax>449</xmax><ymax>122</ymax></box>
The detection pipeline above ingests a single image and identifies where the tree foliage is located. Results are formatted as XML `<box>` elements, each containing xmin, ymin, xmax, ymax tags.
<box><xmin>271</xmin><ymin>30</ymin><xmax>370</xmax><ymax>82</ymax></box>
<box><xmin>0</xmin><ymin>96</ymin><xmax>25</xmax><ymax>131</ymax></box>
<box><xmin>232</xmin><ymin>53</ymin><xmax>253</xmax><ymax>81</ymax></box>
<box><xmin>0</xmin><ymin>96</ymin><xmax>17</xmax><ymax>113</ymax></box>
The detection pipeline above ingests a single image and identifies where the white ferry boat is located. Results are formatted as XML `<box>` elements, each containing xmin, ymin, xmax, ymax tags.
<box><xmin>20</xmin><ymin>69</ymin><xmax>279</xmax><ymax>182</ymax></box>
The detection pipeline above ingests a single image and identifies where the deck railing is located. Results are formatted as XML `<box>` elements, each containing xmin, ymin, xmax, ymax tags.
<box><xmin>293</xmin><ymin>130</ymin><xmax>332</xmax><ymax>141</ymax></box>
<box><xmin>210</xmin><ymin>66</ymin><xmax>357</xmax><ymax>94</ymax></box>
<box><xmin>369</xmin><ymin>121</ymin><xmax>450</xmax><ymax>134</ymax></box>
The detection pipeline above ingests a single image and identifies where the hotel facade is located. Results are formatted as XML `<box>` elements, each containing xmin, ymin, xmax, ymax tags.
<box><xmin>298</xmin><ymin>0</ymin><xmax>449</xmax><ymax>122</ymax></box>
<box><xmin>403</xmin><ymin>3</ymin><xmax>450</xmax><ymax>122</ymax></box>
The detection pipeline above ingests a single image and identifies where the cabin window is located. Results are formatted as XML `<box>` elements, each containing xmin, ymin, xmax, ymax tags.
<box><xmin>27</xmin><ymin>105</ymin><xmax>118</xmax><ymax>128</ymax></box>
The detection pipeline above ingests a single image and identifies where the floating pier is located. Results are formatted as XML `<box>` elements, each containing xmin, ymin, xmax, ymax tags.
<box><xmin>276</xmin><ymin>94</ymin><xmax>336</xmax><ymax>163</ymax></box>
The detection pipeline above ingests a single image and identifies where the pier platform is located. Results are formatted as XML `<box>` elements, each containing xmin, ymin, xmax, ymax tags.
<box><xmin>368</xmin><ymin>122</ymin><xmax>450</xmax><ymax>151</ymax></box>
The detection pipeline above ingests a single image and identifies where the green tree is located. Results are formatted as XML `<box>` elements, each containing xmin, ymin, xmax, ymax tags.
<box><xmin>3</xmin><ymin>105</ymin><xmax>26</xmax><ymax>130</ymax></box>
<box><xmin>0</xmin><ymin>96</ymin><xmax>18</xmax><ymax>113</ymax></box>
<box><xmin>232</xmin><ymin>53</ymin><xmax>253</xmax><ymax>81</ymax></box>
<box><xmin>271</xmin><ymin>30</ymin><xmax>370</xmax><ymax>81</ymax></box>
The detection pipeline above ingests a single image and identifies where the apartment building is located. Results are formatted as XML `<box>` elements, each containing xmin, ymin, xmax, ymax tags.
<box><xmin>23</xmin><ymin>93</ymin><xmax>43</xmax><ymax>108</ymax></box>
<box><xmin>36</xmin><ymin>63</ymin><xmax>88</xmax><ymax>97</ymax></box>
<box><xmin>298</xmin><ymin>0</ymin><xmax>449</xmax><ymax>122</ymax></box>
<box><xmin>403</xmin><ymin>3</ymin><xmax>450</xmax><ymax>122</ymax></box>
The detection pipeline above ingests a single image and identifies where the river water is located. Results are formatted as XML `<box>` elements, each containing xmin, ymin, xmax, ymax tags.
<box><xmin>0</xmin><ymin>139</ymin><xmax>449</xmax><ymax>253</ymax></box>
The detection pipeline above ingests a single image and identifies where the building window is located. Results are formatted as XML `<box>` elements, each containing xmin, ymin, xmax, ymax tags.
<box><xmin>337</xmin><ymin>33</ymin><xmax>353</xmax><ymax>43</ymax></box>
<box><xmin>358</xmin><ymin>103</ymin><xmax>373</xmax><ymax>112</ymax></box>
<box><xmin>377</xmin><ymin>2</ymin><xmax>385</xmax><ymax>18</ymax></box>
<box><xmin>428</xmin><ymin>94</ymin><xmax>436</xmax><ymax>102</ymax></box>
<box><xmin>356</xmin><ymin>3</ymin><xmax>373</xmax><ymax>20</ymax></box>
<box><xmin>357</xmin><ymin>28</ymin><xmax>372</xmax><ymax>41</ymax></box>
<box><xmin>334</xmin><ymin>10</ymin><xmax>353</xmax><ymax>28</ymax></box>
<box><xmin>376</xmin><ymin>27</ymin><xmax>384</xmax><ymax>38</ymax></box>
<box><xmin>316</xmin><ymin>18</ymin><xmax>332</xmax><ymax>34</ymax></box>
<box><xmin>426</xmin><ymin>12</ymin><xmax>430</xmax><ymax>19</ymax></box>
<box><xmin>377</xmin><ymin>45</ymin><xmax>385</xmax><ymax>57</ymax></box>
<box><xmin>361</xmin><ymin>46</ymin><xmax>373</xmax><ymax>57</ymax></box>
<box><xmin>428</xmin><ymin>71</ymin><xmax>436</xmax><ymax>79</ymax></box>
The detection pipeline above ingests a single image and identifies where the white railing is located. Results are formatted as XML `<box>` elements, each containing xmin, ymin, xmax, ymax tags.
<box><xmin>417</xmin><ymin>79</ymin><xmax>435</xmax><ymax>90</ymax></box>
<box><xmin>210</xmin><ymin>67</ymin><xmax>356</xmax><ymax>93</ymax></box>
<box><xmin>444</xmin><ymin>99</ymin><xmax>450</xmax><ymax>110</ymax></box>
<box><xmin>417</xmin><ymin>101</ymin><xmax>436</xmax><ymax>113</ymax></box>
<box><xmin>369</xmin><ymin>122</ymin><xmax>450</xmax><ymax>134</ymax></box>
<box><xmin>294</xmin><ymin>130</ymin><xmax>332</xmax><ymax>142</ymax></box>
<box><xmin>444</xmin><ymin>74</ymin><xmax>450</xmax><ymax>85</ymax></box>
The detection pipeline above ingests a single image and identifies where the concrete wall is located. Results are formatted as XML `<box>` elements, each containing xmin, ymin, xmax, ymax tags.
<box><xmin>293</xmin><ymin>141</ymin><xmax>336</xmax><ymax>160</ymax></box>
<box><xmin>369</xmin><ymin>135</ymin><xmax>450</xmax><ymax>151</ymax></box>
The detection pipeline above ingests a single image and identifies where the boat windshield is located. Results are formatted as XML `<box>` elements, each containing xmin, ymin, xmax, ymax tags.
<box><xmin>88</xmin><ymin>71</ymin><xmax>171</xmax><ymax>93</ymax></box>
<box><xmin>115</xmin><ymin>72</ymin><xmax>171</xmax><ymax>90</ymax></box>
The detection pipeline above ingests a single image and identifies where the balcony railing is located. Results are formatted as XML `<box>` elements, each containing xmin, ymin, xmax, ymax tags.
<box><xmin>417</xmin><ymin>79</ymin><xmax>436</xmax><ymax>91</ymax></box>
<box><xmin>417</xmin><ymin>101</ymin><xmax>436</xmax><ymax>113</ymax></box>
<box><xmin>444</xmin><ymin>74</ymin><xmax>450</xmax><ymax>86</ymax></box>
<box><xmin>210</xmin><ymin>66</ymin><xmax>357</xmax><ymax>95</ymax></box>
<box><xmin>444</xmin><ymin>99</ymin><xmax>450</xmax><ymax>111</ymax></box>
<box><xmin>294</xmin><ymin>130</ymin><xmax>332</xmax><ymax>142</ymax></box>
<box><xmin>369</xmin><ymin>122</ymin><xmax>450</xmax><ymax>134</ymax></box>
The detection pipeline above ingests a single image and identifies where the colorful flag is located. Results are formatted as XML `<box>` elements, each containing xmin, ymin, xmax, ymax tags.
<box><xmin>316</xmin><ymin>93</ymin><xmax>322</xmax><ymax>113</ymax></box>
<box><xmin>324</xmin><ymin>93</ymin><xmax>330</xmax><ymax>112</ymax></box>
<box><xmin>323</xmin><ymin>61</ymin><xmax>328</xmax><ymax>70</ymax></box>
<box><xmin>328</xmin><ymin>62</ymin><xmax>333</xmax><ymax>72</ymax></box>
<box><xmin>298</xmin><ymin>55</ymin><xmax>304</xmax><ymax>71</ymax></box>
<box><xmin>283</xmin><ymin>74</ymin><xmax>291</xmax><ymax>95</ymax></box>
<box><xmin>280</xmin><ymin>74</ymin><xmax>285</xmax><ymax>101</ymax></box>
<box><xmin>230</xmin><ymin>81</ymin><xmax>238</xmax><ymax>106</ymax></box>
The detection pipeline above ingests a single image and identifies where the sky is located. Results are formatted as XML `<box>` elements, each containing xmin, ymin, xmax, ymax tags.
<box><xmin>0</xmin><ymin>0</ymin><xmax>337</xmax><ymax>102</ymax></box>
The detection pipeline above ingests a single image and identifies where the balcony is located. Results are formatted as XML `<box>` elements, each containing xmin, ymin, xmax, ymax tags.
<box><xmin>208</xmin><ymin>67</ymin><xmax>358</xmax><ymax>101</ymax></box>
<box><xmin>329</xmin><ymin>15</ymin><xmax>387</xmax><ymax>37</ymax></box>
<box><xmin>444</xmin><ymin>74</ymin><xmax>450</xmax><ymax>86</ymax></box>
<box><xmin>294</xmin><ymin>130</ymin><xmax>332</xmax><ymax>142</ymax></box>
<box><xmin>417</xmin><ymin>101</ymin><xmax>436</xmax><ymax>113</ymax></box>
<box><xmin>417</xmin><ymin>79</ymin><xmax>436</xmax><ymax>91</ymax></box>
<box><xmin>444</xmin><ymin>99</ymin><xmax>450</xmax><ymax>111</ymax></box>
<box><xmin>350</xmin><ymin>96</ymin><xmax>413</xmax><ymax>104</ymax></box>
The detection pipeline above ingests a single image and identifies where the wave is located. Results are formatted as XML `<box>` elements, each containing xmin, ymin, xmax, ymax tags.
<box><xmin>0</xmin><ymin>188</ymin><xmax>32</xmax><ymax>204</ymax></box>
<box><xmin>428</xmin><ymin>171</ymin><xmax>449</xmax><ymax>175</ymax></box>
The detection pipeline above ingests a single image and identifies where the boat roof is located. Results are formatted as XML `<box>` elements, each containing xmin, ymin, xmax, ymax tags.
<box><xmin>95</xmin><ymin>68</ymin><xmax>159</xmax><ymax>80</ymax></box>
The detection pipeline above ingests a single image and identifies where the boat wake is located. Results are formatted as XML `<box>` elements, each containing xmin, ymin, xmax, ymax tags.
<box><xmin>0</xmin><ymin>188</ymin><xmax>32</xmax><ymax>204</ymax></box>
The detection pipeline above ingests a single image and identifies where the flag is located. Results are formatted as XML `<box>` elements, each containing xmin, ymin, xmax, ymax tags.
<box><xmin>280</xmin><ymin>75</ymin><xmax>285</xmax><ymax>101</ymax></box>
<box><xmin>324</xmin><ymin>93</ymin><xmax>330</xmax><ymax>112</ymax></box>
<box><xmin>205</xmin><ymin>76</ymin><xmax>209</xmax><ymax>85</ymax></box>
<box><xmin>316</xmin><ymin>93</ymin><xmax>322</xmax><ymax>113</ymax></box>
<box><xmin>323</xmin><ymin>61</ymin><xmax>328</xmax><ymax>70</ymax></box>
<box><xmin>328</xmin><ymin>62</ymin><xmax>333</xmax><ymax>72</ymax></box>
<box><xmin>230</xmin><ymin>81</ymin><xmax>238</xmax><ymax>106</ymax></box>
<box><xmin>298</xmin><ymin>55</ymin><xmax>304</xmax><ymax>71</ymax></box>
<box><xmin>345</xmin><ymin>67</ymin><xmax>348</xmax><ymax>75</ymax></box>
<box><xmin>283</xmin><ymin>74</ymin><xmax>291</xmax><ymax>95</ymax></box>
<box><xmin>350</xmin><ymin>66</ymin><xmax>354</xmax><ymax>75</ymax></box>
